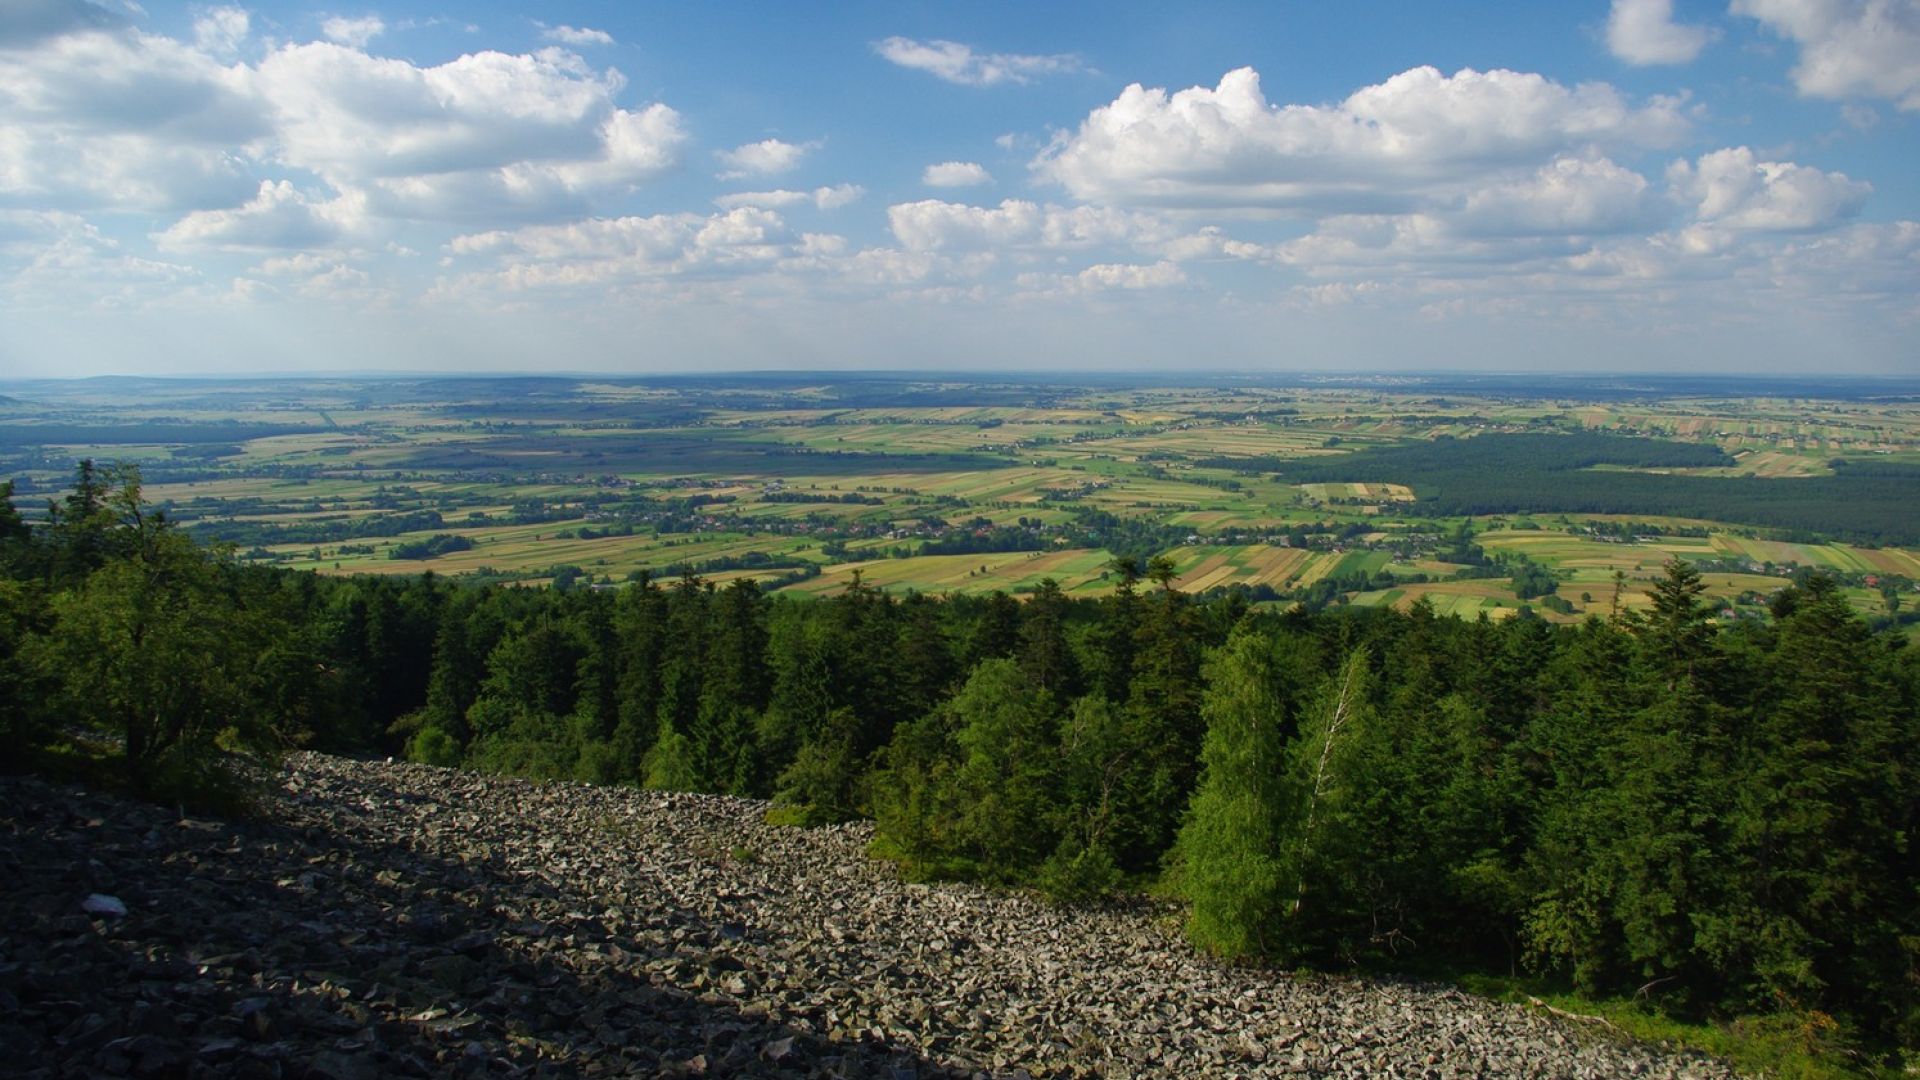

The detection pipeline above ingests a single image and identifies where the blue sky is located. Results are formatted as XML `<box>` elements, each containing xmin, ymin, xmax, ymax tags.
<box><xmin>1</xmin><ymin>0</ymin><xmax>1915</xmax><ymax>376</ymax></box>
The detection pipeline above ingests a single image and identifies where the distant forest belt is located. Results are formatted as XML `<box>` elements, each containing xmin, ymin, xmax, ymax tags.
<box><xmin>1277</xmin><ymin>433</ymin><xmax>1920</xmax><ymax>546</ymax></box>
<box><xmin>0</xmin><ymin>424</ymin><xmax>324</xmax><ymax>446</ymax></box>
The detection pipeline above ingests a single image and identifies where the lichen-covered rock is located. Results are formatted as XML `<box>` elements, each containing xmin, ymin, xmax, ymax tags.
<box><xmin>0</xmin><ymin>755</ymin><xmax>1744</xmax><ymax>1078</ymax></box>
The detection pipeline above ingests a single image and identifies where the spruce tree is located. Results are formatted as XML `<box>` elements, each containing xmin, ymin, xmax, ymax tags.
<box><xmin>1018</xmin><ymin>578</ymin><xmax>1081</xmax><ymax>697</ymax></box>
<box><xmin>873</xmin><ymin>660</ymin><xmax>1059</xmax><ymax>880</ymax></box>
<box><xmin>645</xmin><ymin>715</ymin><xmax>699</xmax><ymax>791</ymax></box>
<box><xmin>1717</xmin><ymin>575</ymin><xmax>1916</xmax><ymax>1035</ymax></box>
<box><xmin>1089</xmin><ymin>556</ymin><xmax>1143</xmax><ymax>702</ymax></box>
<box><xmin>1275</xmin><ymin>646</ymin><xmax>1373</xmax><ymax>955</ymax></box>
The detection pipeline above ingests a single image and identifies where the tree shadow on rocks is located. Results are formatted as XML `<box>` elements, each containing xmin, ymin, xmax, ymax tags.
<box><xmin>0</xmin><ymin>770</ymin><xmax>964</xmax><ymax>1079</ymax></box>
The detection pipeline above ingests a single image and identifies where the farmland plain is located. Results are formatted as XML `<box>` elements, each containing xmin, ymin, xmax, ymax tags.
<box><xmin>2</xmin><ymin>373</ymin><xmax>1915</xmax><ymax>631</ymax></box>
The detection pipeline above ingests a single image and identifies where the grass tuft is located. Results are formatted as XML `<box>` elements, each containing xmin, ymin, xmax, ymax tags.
<box><xmin>1455</xmin><ymin>974</ymin><xmax>1903</xmax><ymax>1080</ymax></box>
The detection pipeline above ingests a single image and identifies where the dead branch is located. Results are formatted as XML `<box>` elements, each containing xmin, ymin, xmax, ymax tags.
<box><xmin>1527</xmin><ymin>997</ymin><xmax>1617</xmax><ymax>1030</ymax></box>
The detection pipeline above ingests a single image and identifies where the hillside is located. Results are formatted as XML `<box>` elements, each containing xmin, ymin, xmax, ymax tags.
<box><xmin>0</xmin><ymin>754</ymin><xmax>1738</xmax><ymax>1078</ymax></box>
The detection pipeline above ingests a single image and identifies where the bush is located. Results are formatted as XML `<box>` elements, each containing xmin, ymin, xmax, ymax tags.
<box><xmin>1037</xmin><ymin>837</ymin><xmax>1121</xmax><ymax>903</ymax></box>
<box><xmin>407</xmin><ymin>724</ymin><xmax>463</xmax><ymax>767</ymax></box>
<box><xmin>389</xmin><ymin>534</ymin><xmax>474</xmax><ymax>560</ymax></box>
<box><xmin>143</xmin><ymin>743</ymin><xmax>267</xmax><ymax>819</ymax></box>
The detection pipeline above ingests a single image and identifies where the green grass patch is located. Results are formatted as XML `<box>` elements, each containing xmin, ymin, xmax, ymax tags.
<box><xmin>1454</xmin><ymin>974</ymin><xmax>1902</xmax><ymax>1080</ymax></box>
<box><xmin>1330</xmin><ymin>548</ymin><xmax>1391</xmax><ymax>577</ymax></box>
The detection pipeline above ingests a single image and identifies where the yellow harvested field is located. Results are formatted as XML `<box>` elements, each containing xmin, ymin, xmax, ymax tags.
<box><xmin>779</xmin><ymin>548</ymin><xmax>1115</xmax><ymax>597</ymax></box>
<box><xmin>1300</xmin><ymin>482</ymin><xmax>1416</xmax><ymax>502</ymax></box>
<box><xmin>1164</xmin><ymin>545</ymin><xmax>1318</xmax><ymax>590</ymax></box>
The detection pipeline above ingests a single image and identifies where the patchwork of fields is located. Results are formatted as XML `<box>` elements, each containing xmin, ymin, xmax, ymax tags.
<box><xmin>2</xmin><ymin>376</ymin><xmax>1915</xmax><ymax>629</ymax></box>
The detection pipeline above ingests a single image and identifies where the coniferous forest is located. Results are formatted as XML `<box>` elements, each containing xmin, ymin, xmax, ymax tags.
<box><xmin>4</xmin><ymin>463</ymin><xmax>1917</xmax><ymax>1061</ymax></box>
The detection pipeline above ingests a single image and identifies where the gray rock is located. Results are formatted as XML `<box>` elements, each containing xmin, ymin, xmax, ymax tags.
<box><xmin>82</xmin><ymin>893</ymin><xmax>128</xmax><ymax>917</ymax></box>
<box><xmin>0</xmin><ymin>755</ymin><xmax>1750</xmax><ymax>1080</ymax></box>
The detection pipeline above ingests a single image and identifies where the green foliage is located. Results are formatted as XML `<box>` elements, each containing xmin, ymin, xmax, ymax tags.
<box><xmin>1017</xmin><ymin>578</ymin><xmax>1080</xmax><ymax>697</ymax></box>
<box><xmin>389</xmin><ymin>533</ymin><xmax>474</xmax><ymax>560</ymax></box>
<box><xmin>0</xmin><ymin>479</ymin><xmax>33</xmax><ymax>576</ymax></box>
<box><xmin>645</xmin><ymin>716</ymin><xmax>699</xmax><ymax>792</ymax></box>
<box><xmin>771</xmin><ymin>707</ymin><xmax>863</xmax><ymax>824</ymax></box>
<box><xmin>406</xmin><ymin>723</ymin><xmax>463</xmax><ymax>767</ymax></box>
<box><xmin>1456</xmin><ymin>975</ymin><xmax>1875</xmax><ymax>1080</ymax></box>
<box><xmin>140</xmin><ymin>741</ymin><xmax>266</xmax><ymax>818</ymax></box>
<box><xmin>1045</xmin><ymin>694</ymin><xmax>1129</xmax><ymax>894</ymax></box>
<box><xmin>1279</xmin><ymin>433</ymin><xmax>1920</xmax><ymax>544</ymax></box>
<box><xmin>872</xmin><ymin>660</ymin><xmax>1059</xmax><ymax>881</ymax></box>
<box><xmin>1175</xmin><ymin>628</ymin><xmax>1293</xmax><ymax>957</ymax></box>
<box><xmin>0</xmin><ymin>578</ymin><xmax>52</xmax><ymax>756</ymax></box>
<box><xmin>1509</xmin><ymin>557</ymin><xmax>1558</xmax><ymax>600</ymax></box>
<box><xmin>1036</xmin><ymin>834</ymin><xmax>1121</xmax><ymax>903</ymax></box>
<box><xmin>1112</xmin><ymin>573</ymin><xmax>1207</xmax><ymax>868</ymax></box>
<box><xmin>1270</xmin><ymin>647</ymin><xmax>1375</xmax><ymax>958</ymax></box>
<box><xmin>3</xmin><ymin>468</ymin><xmax>1915</xmax><ymax>1068</ymax></box>
<box><xmin>42</xmin><ymin>470</ymin><xmax>284</xmax><ymax>791</ymax></box>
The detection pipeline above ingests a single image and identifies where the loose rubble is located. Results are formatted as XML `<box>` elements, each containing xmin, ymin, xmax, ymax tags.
<box><xmin>0</xmin><ymin>754</ymin><xmax>1743</xmax><ymax>1078</ymax></box>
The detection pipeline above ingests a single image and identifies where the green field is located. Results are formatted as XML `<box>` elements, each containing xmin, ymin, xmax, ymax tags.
<box><xmin>2</xmin><ymin>375</ymin><xmax>1915</xmax><ymax>624</ymax></box>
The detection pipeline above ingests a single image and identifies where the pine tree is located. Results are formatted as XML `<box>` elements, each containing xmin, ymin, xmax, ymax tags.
<box><xmin>0</xmin><ymin>578</ymin><xmax>50</xmax><ymax>753</ymax></box>
<box><xmin>962</xmin><ymin>591</ymin><xmax>1021</xmax><ymax>670</ymax></box>
<box><xmin>894</xmin><ymin>591</ymin><xmax>958</xmax><ymax>722</ymax></box>
<box><xmin>752</xmin><ymin>619</ymin><xmax>834</xmax><ymax>796</ymax></box>
<box><xmin>1638</xmin><ymin>558</ymin><xmax>1718</xmax><ymax>689</ymax></box>
<box><xmin>654</xmin><ymin>575</ymin><xmax>712</xmax><ymax>760</ymax></box>
<box><xmin>45</xmin><ymin>459</ymin><xmax>115</xmax><ymax>582</ymax></box>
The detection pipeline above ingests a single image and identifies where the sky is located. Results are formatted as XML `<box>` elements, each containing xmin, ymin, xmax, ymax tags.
<box><xmin>0</xmin><ymin>0</ymin><xmax>1916</xmax><ymax>378</ymax></box>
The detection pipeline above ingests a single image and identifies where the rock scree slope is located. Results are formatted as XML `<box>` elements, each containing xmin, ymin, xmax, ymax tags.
<box><xmin>0</xmin><ymin>754</ymin><xmax>1741</xmax><ymax>1078</ymax></box>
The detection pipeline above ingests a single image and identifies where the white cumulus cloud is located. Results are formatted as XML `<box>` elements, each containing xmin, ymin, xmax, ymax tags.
<box><xmin>441</xmin><ymin>207</ymin><xmax>798</xmax><ymax>293</ymax></box>
<box><xmin>890</xmin><ymin>199</ymin><xmax>1042</xmax><ymax>250</ymax></box>
<box><xmin>812</xmin><ymin>183</ymin><xmax>864</xmax><ymax>210</ymax></box>
<box><xmin>320</xmin><ymin>15</ymin><xmax>384</xmax><ymax>48</ymax></box>
<box><xmin>873</xmin><ymin>37</ymin><xmax>1085</xmax><ymax>86</ymax></box>
<box><xmin>888</xmin><ymin>199</ymin><xmax>1177</xmax><ymax>253</ymax></box>
<box><xmin>0</xmin><ymin>22</ymin><xmax>264</xmax><ymax>209</ymax></box>
<box><xmin>716</xmin><ymin>138</ymin><xmax>818</xmax><ymax>180</ymax></box>
<box><xmin>1453</xmin><ymin>156</ymin><xmax>1658</xmax><ymax>236</ymax></box>
<box><xmin>1606</xmin><ymin>0</ymin><xmax>1715</xmax><ymax>65</ymax></box>
<box><xmin>192</xmin><ymin>6</ymin><xmax>249</xmax><ymax>55</ymax></box>
<box><xmin>1035</xmin><ymin>66</ymin><xmax>1690</xmax><ymax>213</ymax></box>
<box><xmin>251</xmin><ymin>42</ymin><xmax>686</xmax><ymax>218</ymax></box>
<box><xmin>156</xmin><ymin>179</ymin><xmax>366</xmax><ymax>250</ymax></box>
<box><xmin>713</xmin><ymin>184</ymin><xmax>864</xmax><ymax>211</ymax></box>
<box><xmin>541</xmin><ymin>25</ymin><xmax>614</xmax><ymax>46</ymax></box>
<box><xmin>1016</xmin><ymin>260</ymin><xmax>1188</xmax><ymax>295</ymax></box>
<box><xmin>1</xmin><ymin>14</ymin><xmax>689</xmax><ymax>223</ymax></box>
<box><xmin>1733</xmin><ymin>0</ymin><xmax>1920</xmax><ymax>110</ymax></box>
<box><xmin>922</xmin><ymin>161</ymin><xmax>992</xmax><ymax>187</ymax></box>
<box><xmin>1073</xmin><ymin>260</ymin><xmax>1186</xmax><ymax>290</ymax></box>
<box><xmin>1669</xmin><ymin>146</ymin><xmax>1871</xmax><ymax>234</ymax></box>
